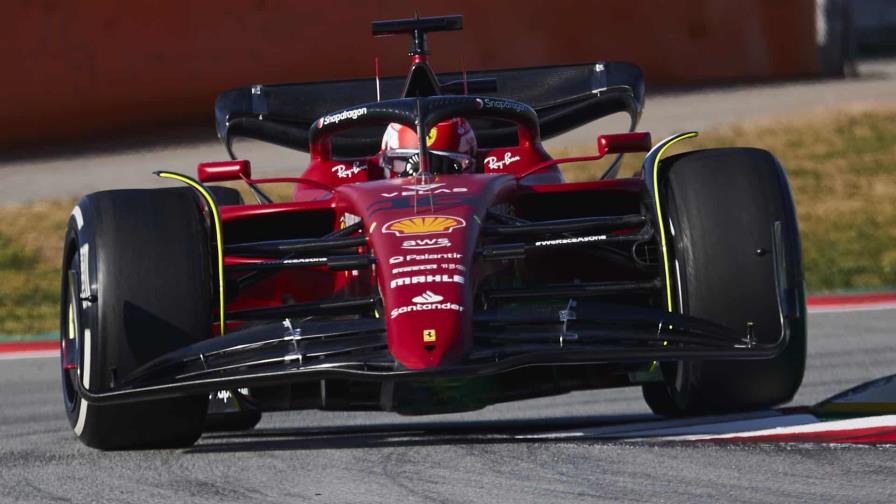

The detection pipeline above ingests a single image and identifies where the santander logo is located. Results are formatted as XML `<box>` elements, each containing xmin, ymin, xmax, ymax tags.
<box><xmin>391</xmin><ymin>290</ymin><xmax>462</xmax><ymax>318</ymax></box>
<box><xmin>412</xmin><ymin>291</ymin><xmax>444</xmax><ymax>303</ymax></box>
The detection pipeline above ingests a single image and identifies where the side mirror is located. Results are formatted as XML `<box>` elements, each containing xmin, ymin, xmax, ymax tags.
<box><xmin>516</xmin><ymin>131</ymin><xmax>654</xmax><ymax>180</ymax></box>
<box><xmin>197</xmin><ymin>160</ymin><xmax>251</xmax><ymax>183</ymax></box>
<box><xmin>597</xmin><ymin>132</ymin><xmax>653</xmax><ymax>156</ymax></box>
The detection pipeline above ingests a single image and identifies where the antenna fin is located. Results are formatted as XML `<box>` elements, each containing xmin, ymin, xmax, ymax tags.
<box><xmin>374</xmin><ymin>57</ymin><xmax>381</xmax><ymax>101</ymax></box>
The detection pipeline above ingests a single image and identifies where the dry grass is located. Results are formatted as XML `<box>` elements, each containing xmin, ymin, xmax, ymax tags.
<box><xmin>0</xmin><ymin>199</ymin><xmax>75</xmax><ymax>265</ymax></box>
<box><xmin>558</xmin><ymin>107</ymin><xmax>896</xmax><ymax>291</ymax></box>
<box><xmin>0</xmin><ymin>199</ymin><xmax>75</xmax><ymax>335</ymax></box>
<box><xmin>1</xmin><ymin>107</ymin><xmax>894</xmax><ymax>336</ymax></box>
<box><xmin>216</xmin><ymin>181</ymin><xmax>297</xmax><ymax>203</ymax></box>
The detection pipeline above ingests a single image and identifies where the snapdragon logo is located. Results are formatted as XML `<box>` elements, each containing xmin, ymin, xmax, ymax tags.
<box><xmin>481</xmin><ymin>98</ymin><xmax>527</xmax><ymax>113</ymax></box>
<box><xmin>319</xmin><ymin>107</ymin><xmax>368</xmax><ymax>127</ymax></box>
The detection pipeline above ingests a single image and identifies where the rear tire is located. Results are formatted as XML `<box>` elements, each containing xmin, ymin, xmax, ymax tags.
<box><xmin>207</xmin><ymin>185</ymin><xmax>244</xmax><ymax>206</ymax></box>
<box><xmin>643</xmin><ymin>148</ymin><xmax>806</xmax><ymax>416</ymax></box>
<box><xmin>61</xmin><ymin>188</ymin><xmax>212</xmax><ymax>449</ymax></box>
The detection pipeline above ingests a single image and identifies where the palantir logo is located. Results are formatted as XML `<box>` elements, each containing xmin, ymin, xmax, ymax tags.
<box><xmin>412</xmin><ymin>291</ymin><xmax>444</xmax><ymax>303</ymax></box>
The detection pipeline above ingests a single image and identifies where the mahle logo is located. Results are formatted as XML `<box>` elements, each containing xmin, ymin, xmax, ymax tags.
<box><xmin>389</xmin><ymin>274</ymin><xmax>464</xmax><ymax>289</ymax></box>
<box><xmin>382</xmin><ymin>216</ymin><xmax>465</xmax><ymax>236</ymax></box>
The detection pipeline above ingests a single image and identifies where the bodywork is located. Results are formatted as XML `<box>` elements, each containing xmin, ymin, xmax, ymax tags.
<box><xmin>70</xmin><ymin>19</ymin><xmax>798</xmax><ymax>415</ymax></box>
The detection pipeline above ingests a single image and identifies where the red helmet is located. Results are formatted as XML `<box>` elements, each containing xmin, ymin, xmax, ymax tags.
<box><xmin>381</xmin><ymin>118</ymin><xmax>477</xmax><ymax>176</ymax></box>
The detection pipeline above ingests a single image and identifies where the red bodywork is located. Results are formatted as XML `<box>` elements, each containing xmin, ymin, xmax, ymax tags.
<box><xmin>209</xmin><ymin>131</ymin><xmax>646</xmax><ymax>370</ymax></box>
<box><xmin>203</xmin><ymin>36</ymin><xmax>652</xmax><ymax>371</ymax></box>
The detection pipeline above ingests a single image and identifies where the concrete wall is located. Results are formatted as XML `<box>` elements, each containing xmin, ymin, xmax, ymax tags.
<box><xmin>3</xmin><ymin>0</ymin><xmax>817</xmax><ymax>147</ymax></box>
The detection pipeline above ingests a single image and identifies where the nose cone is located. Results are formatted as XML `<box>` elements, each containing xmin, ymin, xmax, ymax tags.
<box><xmin>377</xmin><ymin>214</ymin><xmax>474</xmax><ymax>369</ymax></box>
<box><xmin>387</xmin><ymin>285</ymin><xmax>467</xmax><ymax>368</ymax></box>
<box><xmin>335</xmin><ymin>174</ymin><xmax>517</xmax><ymax>369</ymax></box>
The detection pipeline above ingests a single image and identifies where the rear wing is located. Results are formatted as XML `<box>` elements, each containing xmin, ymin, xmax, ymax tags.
<box><xmin>215</xmin><ymin>62</ymin><xmax>645</xmax><ymax>158</ymax></box>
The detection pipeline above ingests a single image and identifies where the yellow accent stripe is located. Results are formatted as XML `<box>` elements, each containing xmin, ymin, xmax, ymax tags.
<box><xmin>156</xmin><ymin>172</ymin><xmax>226</xmax><ymax>334</ymax></box>
<box><xmin>68</xmin><ymin>302</ymin><xmax>75</xmax><ymax>340</ymax></box>
<box><xmin>652</xmin><ymin>132</ymin><xmax>698</xmax><ymax>312</ymax></box>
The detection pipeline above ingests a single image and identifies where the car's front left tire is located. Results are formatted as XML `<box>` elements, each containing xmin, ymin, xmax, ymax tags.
<box><xmin>61</xmin><ymin>188</ymin><xmax>213</xmax><ymax>449</ymax></box>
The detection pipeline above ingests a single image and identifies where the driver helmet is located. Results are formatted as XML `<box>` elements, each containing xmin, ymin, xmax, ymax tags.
<box><xmin>381</xmin><ymin>118</ymin><xmax>477</xmax><ymax>177</ymax></box>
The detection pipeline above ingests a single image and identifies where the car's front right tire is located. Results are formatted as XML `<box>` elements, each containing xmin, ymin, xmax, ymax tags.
<box><xmin>642</xmin><ymin>148</ymin><xmax>807</xmax><ymax>416</ymax></box>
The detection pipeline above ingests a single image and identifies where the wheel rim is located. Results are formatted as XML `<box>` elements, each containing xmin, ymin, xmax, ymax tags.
<box><xmin>60</xmin><ymin>258</ymin><xmax>81</xmax><ymax>414</ymax></box>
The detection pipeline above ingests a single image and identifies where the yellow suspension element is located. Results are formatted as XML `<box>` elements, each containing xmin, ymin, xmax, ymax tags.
<box><xmin>155</xmin><ymin>171</ymin><xmax>226</xmax><ymax>334</ymax></box>
<box><xmin>644</xmin><ymin>132</ymin><xmax>697</xmax><ymax>374</ymax></box>
<box><xmin>651</xmin><ymin>132</ymin><xmax>698</xmax><ymax>312</ymax></box>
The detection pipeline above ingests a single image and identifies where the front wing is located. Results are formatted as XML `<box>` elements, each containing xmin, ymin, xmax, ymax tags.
<box><xmin>75</xmin><ymin>298</ymin><xmax>791</xmax><ymax>406</ymax></box>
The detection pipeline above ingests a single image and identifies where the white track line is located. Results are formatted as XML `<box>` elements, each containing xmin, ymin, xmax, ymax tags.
<box><xmin>516</xmin><ymin>410</ymin><xmax>791</xmax><ymax>439</ymax></box>
<box><xmin>0</xmin><ymin>350</ymin><xmax>58</xmax><ymax>360</ymax></box>
<box><xmin>807</xmin><ymin>303</ymin><xmax>896</xmax><ymax>314</ymax></box>
<box><xmin>657</xmin><ymin>415</ymin><xmax>896</xmax><ymax>442</ymax></box>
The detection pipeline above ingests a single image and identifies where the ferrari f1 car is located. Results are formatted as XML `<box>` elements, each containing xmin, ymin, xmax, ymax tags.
<box><xmin>60</xmin><ymin>15</ymin><xmax>806</xmax><ymax>449</ymax></box>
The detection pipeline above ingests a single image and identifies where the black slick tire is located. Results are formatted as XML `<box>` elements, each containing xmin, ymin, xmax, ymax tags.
<box><xmin>207</xmin><ymin>185</ymin><xmax>244</xmax><ymax>206</ymax></box>
<box><xmin>642</xmin><ymin>148</ymin><xmax>807</xmax><ymax>415</ymax></box>
<box><xmin>60</xmin><ymin>188</ymin><xmax>212</xmax><ymax>449</ymax></box>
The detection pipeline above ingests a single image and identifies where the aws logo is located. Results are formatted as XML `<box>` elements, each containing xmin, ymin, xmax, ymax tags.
<box><xmin>382</xmin><ymin>216</ymin><xmax>465</xmax><ymax>236</ymax></box>
<box><xmin>401</xmin><ymin>238</ymin><xmax>451</xmax><ymax>249</ymax></box>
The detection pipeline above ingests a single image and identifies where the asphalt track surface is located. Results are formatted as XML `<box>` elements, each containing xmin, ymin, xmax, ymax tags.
<box><xmin>1</xmin><ymin>307</ymin><xmax>894</xmax><ymax>503</ymax></box>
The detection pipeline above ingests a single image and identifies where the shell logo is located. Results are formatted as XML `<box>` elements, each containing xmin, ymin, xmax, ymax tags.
<box><xmin>382</xmin><ymin>216</ymin><xmax>466</xmax><ymax>236</ymax></box>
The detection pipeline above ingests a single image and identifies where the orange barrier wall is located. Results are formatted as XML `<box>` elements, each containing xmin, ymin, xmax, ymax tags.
<box><xmin>3</xmin><ymin>0</ymin><xmax>816</xmax><ymax>147</ymax></box>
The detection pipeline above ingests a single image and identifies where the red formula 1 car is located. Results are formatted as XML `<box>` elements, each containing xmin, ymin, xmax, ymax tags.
<box><xmin>59</xmin><ymin>15</ymin><xmax>806</xmax><ymax>449</ymax></box>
